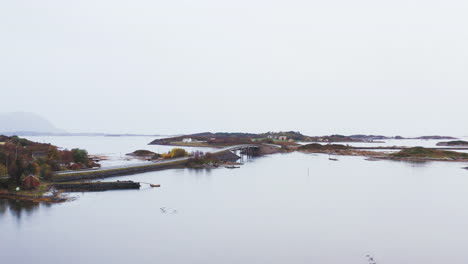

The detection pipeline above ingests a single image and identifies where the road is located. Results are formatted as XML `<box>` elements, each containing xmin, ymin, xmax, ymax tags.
<box><xmin>55</xmin><ymin>144</ymin><xmax>260</xmax><ymax>176</ymax></box>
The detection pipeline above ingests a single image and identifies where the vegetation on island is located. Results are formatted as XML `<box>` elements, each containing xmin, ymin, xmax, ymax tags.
<box><xmin>161</xmin><ymin>148</ymin><xmax>189</xmax><ymax>159</ymax></box>
<box><xmin>150</xmin><ymin>132</ymin><xmax>259</xmax><ymax>146</ymax></box>
<box><xmin>297</xmin><ymin>143</ymin><xmax>374</xmax><ymax>156</ymax></box>
<box><xmin>436</xmin><ymin>140</ymin><xmax>468</xmax><ymax>146</ymax></box>
<box><xmin>148</xmin><ymin>131</ymin><xmax>406</xmax><ymax>147</ymax></box>
<box><xmin>128</xmin><ymin>150</ymin><xmax>156</xmax><ymax>156</ymax></box>
<box><xmin>0</xmin><ymin>135</ymin><xmax>98</xmax><ymax>192</ymax></box>
<box><xmin>186</xmin><ymin>150</ymin><xmax>243</xmax><ymax>168</ymax></box>
<box><xmin>126</xmin><ymin>149</ymin><xmax>156</xmax><ymax>158</ymax></box>
<box><xmin>297</xmin><ymin>143</ymin><xmax>468</xmax><ymax>162</ymax></box>
<box><xmin>414</xmin><ymin>136</ymin><xmax>457</xmax><ymax>140</ymax></box>
<box><xmin>186</xmin><ymin>151</ymin><xmax>218</xmax><ymax>168</ymax></box>
<box><xmin>298</xmin><ymin>143</ymin><xmax>350</xmax><ymax>151</ymax></box>
<box><xmin>390</xmin><ymin>147</ymin><xmax>468</xmax><ymax>160</ymax></box>
<box><xmin>149</xmin><ymin>131</ymin><xmax>317</xmax><ymax>147</ymax></box>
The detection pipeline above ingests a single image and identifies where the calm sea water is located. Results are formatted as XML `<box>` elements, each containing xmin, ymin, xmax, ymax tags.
<box><xmin>1</xmin><ymin>136</ymin><xmax>468</xmax><ymax>264</ymax></box>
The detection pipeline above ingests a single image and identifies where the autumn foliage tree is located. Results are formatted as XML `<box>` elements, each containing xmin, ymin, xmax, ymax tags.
<box><xmin>0</xmin><ymin>136</ymin><xmax>95</xmax><ymax>187</ymax></box>
<box><xmin>161</xmin><ymin>148</ymin><xmax>189</xmax><ymax>159</ymax></box>
<box><xmin>72</xmin><ymin>148</ymin><xmax>89</xmax><ymax>164</ymax></box>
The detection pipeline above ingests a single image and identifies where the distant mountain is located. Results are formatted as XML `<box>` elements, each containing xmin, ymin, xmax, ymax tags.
<box><xmin>0</xmin><ymin>112</ymin><xmax>66</xmax><ymax>135</ymax></box>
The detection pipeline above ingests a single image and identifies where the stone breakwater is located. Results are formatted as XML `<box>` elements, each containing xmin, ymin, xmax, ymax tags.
<box><xmin>53</xmin><ymin>159</ymin><xmax>187</xmax><ymax>182</ymax></box>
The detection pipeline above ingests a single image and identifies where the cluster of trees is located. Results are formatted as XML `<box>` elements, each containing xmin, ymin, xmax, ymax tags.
<box><xmin>0</xmin><ymin>136</ymin><xmax>95</xmax><ymax>186</ymax></box>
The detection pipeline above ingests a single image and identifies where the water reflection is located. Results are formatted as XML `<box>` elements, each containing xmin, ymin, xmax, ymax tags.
<box><xmin>387</xmin><ymin>159</ymin><xmax>431</xmax><ymax>168</ymax></box>
<box><xmin>0</xmin><ymin>199</ymin><xmax>42</xmax><ymax>220</ymax></box>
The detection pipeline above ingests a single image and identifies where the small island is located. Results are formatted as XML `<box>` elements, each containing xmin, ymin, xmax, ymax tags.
<box><xmin>436</xmin><ymin>140</ymin><xmax>468</xmax><ymax>147</ymax></box>
<box><xmin>148</xmin><ymin>131</ymin><xmax>392</xmax><ymax>147</ymax></box>
<box><xmin>388</xmin><ymin>147</ymin><xmax>468</xmax><ymax>161</ymax></box>
<box><xmin>298</xmin><ymin>143</ymin><xmax>468</xmax><ymax>162</ymax></box>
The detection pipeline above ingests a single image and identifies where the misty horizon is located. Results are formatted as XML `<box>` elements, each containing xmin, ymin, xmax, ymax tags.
<box><xmin>0</xmin><ymin>111</ymin><xmax>466</xmax><ymax>138</ymax></box>
<box><xmin>1</xmin><ymin>0</ymin><xmax>467</xmax><ymax>136</ymax></box>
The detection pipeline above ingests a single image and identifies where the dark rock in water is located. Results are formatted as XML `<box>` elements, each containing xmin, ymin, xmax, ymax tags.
<box><xmin>212</xmin><ymin>150</ymin><xmax>240</xmax><ymax>162</ymax></box>
<box><xmin>126</xmin><ymin>149</ymin><xmax>156</xmax><ymax>156</ymax></box>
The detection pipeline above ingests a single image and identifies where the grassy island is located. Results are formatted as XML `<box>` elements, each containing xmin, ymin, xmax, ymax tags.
<box><xmin>389</xmin><ymin>147</ymin><xmax>468</xmax><ymax>161</ymax></box>
<box><xmin>436</xmin><ymin>140</ymin><xmax>468</xmax><ymax>147</ymax></box>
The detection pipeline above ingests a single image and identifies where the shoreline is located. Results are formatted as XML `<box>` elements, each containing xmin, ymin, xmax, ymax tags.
<box><xmin>0</xmin><ymin>189</ymin><xmax>69</xmax><ymax>203</ymax></box>
<box><xmin>3</xmin><ymin>143</ymin><xmax>467</xmax><ymax>205</ymax></box>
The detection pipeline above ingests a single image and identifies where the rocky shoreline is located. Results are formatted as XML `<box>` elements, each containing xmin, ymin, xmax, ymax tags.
<box><xmin>0</xmin><ymin>189</ymin><xmax>68</xmax><ymax>203</ymax></box>
<box><xmin>298</xmin><ymin>144</ymin><xmax>468</xmax><ymax>164</ymax></box>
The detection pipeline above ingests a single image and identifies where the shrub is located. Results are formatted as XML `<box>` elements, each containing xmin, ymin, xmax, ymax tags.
<box><xmin>40</xmin><ymin>163</ymin><xmax>53</xmax><ymax>180</ymax></box>
<box><xmin>0</xmin><ymin>164</ymin><xmax>7</xmax><ymax>177</ymax></box>
<box><xmin>169</xmin><ymin>148</ymin><xmax>189</xmax><ymax>158</ymax></box>
<box><xmin>72</xmin><ymin>148</ymin><xmax>89</xmax><ymax>163</ymax></box>
<box><xmin>162</xmin><ymin>148</ymin><xmax>189</xmax><ymax>159</ymax></box>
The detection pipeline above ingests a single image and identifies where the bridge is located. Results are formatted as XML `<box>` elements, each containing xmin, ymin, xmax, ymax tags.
<box><xmin>53</xmin><ymin>144</ymin><xmax>262</xmax><ymax>182</ymax></box>
<box><xmin>221</xmin><ymin>144</ymin><xmax>260</xmax><ymax>152</ymax></box>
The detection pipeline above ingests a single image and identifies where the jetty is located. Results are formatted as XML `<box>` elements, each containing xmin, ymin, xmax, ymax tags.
<box><xmin>54</xmin><ymin>181</ymin><xmax>141</xmax><ymax>192</ymax></box>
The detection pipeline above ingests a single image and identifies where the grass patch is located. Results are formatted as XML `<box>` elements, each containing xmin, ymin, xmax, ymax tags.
<box><xmin>391</xmin><ymin>147</ymin><xmax>468</xmax><ymax>159</ymax></box>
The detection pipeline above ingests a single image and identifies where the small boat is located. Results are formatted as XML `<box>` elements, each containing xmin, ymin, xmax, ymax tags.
<box><xmin>150</xmin><ymin>184</ymin><xmax>161</xmax><ymax>187</ymax></box>
<box><xmin>225</xmin><ymin>166</ymin><xmax>240</xmax><ymax>169</ymax></box>
<box><xmin>328</xmin><ymin>158</ymin><xmax>339</xmax><ymax>161</ymax></box>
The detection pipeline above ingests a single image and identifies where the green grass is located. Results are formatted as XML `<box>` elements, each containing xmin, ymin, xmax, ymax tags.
<box><xmin>391</xmin><ymin>147</ymin><xmax>468</xmax><ymax>159</ymax></box>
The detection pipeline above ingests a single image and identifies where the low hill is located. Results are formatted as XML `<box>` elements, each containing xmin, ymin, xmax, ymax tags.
<box><xmin>298</xmin><ymin>143</ymin><xmax>350</xmax><ymax>151</ymax></box>
<box><xmin>126</xmin><ymin>150</ymin><xmax>156</xmax><ymax>157</ymax></box>
<box><xmin>413</xmin><ymin>136</ymin><xmax>457</xmax><ymax>140</ymax></box>
<box><xmin>0</xmin><ymin>112</ymin><xmax>65</xmax><ymax>135</ymax></box>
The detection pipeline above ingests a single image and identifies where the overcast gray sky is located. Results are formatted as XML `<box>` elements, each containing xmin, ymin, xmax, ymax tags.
<box><xmin>1</xmin><ymin>0</ymin><xmax>467</xmax><ymax>136</ymax></box>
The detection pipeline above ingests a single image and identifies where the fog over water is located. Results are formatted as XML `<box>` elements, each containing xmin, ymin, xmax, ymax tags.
<box><xmin>1</xmin><ymin>0</ymin><xmax>467</xmax><ymax>136</ymax></box>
